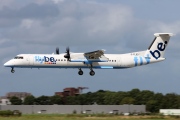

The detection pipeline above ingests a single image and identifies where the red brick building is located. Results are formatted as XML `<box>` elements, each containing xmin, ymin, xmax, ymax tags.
<box><xmin>55</xmin><ymin>87</ymin><xmax>88</xmax><ymax>97</ymax></box>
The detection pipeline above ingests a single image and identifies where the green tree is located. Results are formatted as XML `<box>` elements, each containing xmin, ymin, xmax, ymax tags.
<box><xmin>94</xmin><ymin>91</ymin><xmax>106</xmax><ymax>105</ymax></box>
<box><xmin>138</xmin><ymin>90</ymin><xmax>154</xmax><ymax>105</ymax></box>
<box><xmin>50</xmin><ymin>95</ymin><xmax>62</xmax><ymax>105</ymax></box>
<box><xmin>153</xmin><ymin>93</ymin><xmax>164</xmax><ymax>110</ymax></box>
<box><xmin>116</xmin><ymin>92</ymin><xmax>129</xmax><ymax>105</ymax></box>
<box><xmin>128</xmin><ymin>88</ymin><xmax>141</xmax><ymax>104</ymax></box>
<box><xmin>163</xmin><ymin>93</ymin><xmax>180</xmax><ymax>109</ymax></box>
<box><xmin>24</xmin><ymin>95</ymin><xmax>35</xmax><ymax>105</ymax></box>
<box><xmin>10</xmin><ymin>96</ymin><xmax>22</xmax><ymax>105</ymax></box>
<box><xmin>146</xmin><ymin>100</ymin><xmax>158</xmax><ymax>112</ymax></box>
<box><xmin>35</xmin><ymin>95</ymin><xmax>52</xmax><ymax>105</ymax></box>
<box><xmin>21</xmin><ymin>89</ymin><xmax>180</xmax><ymax>111</ymax></box>
<box><xmin>120</xmin><ymin>97</ymin><xmax>135</xmax><ymax>104</ymax></box>
<box><xmin>128</xmin><ymin>88</ymin><xmax>141</xmax><ymax>98</ymax></box>
<box><xmin>103</xmin><ymin>91</ymin><xmax>116</xmax><ymax>105</ymax></box>
<box><xmin>65</xmin><ymin>96</ymin><xmax>78</xmax><ymax>105</ymax></box>
<box><xmin>83</xmin><ymin>92</ymin><xmax>94</xmax><ymax>105</ymax></box>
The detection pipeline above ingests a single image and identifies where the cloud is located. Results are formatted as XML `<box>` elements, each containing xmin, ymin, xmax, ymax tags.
<box><xmin>52</xmin><ymin>0</ymin><xmax>64</xmax><ymax>4</ymax></box>
<box><xmin>20</xmin><ymin>19</ymin><xmax>34</xmax><ymax>29</ymax></box>
<box><xmin>0</xmin><ymin>0</ymin><xmax>14</xmax><ymax>10</ymax></box>
<box><xmin>1</xmin><ymin>0</ymin><xmax>179</xmax><ymax>53</ymax></box>
<box><xmin>1</xmin><ymin>0</ymin><xmax>179</xmax><ymax>58</ymax></box>
<box><xmin>0</xmin><ymin>1</ymin><xmax>134</xmax><ymax>48</ymax></box>
<box><xmin>0</xmin><ymin>3</ymin><xmax>59</xmax><ymax>19</ymax></box>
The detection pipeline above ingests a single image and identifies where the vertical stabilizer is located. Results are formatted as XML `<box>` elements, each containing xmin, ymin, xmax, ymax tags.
<box><xmin>144</xmin><ymin>33</ymin><xmax>173</xmax><ymax>60</ymax></box>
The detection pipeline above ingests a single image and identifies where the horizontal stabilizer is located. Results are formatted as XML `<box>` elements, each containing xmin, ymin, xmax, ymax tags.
<box><xmin>154</xmin><ymin>33</ymin><xmax>174</xmax><ymax>37</ymax></box>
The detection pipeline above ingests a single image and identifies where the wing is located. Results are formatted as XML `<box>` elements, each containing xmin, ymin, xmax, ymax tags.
<box><xmin>84</xmin><ymin>49</ymin><xmax>105</xmax><ymax>59</ymax></box>
<box><xmin>70</xmin><ymin>49</ymin><xmax>108</xmax><ymax>63</ymax></box>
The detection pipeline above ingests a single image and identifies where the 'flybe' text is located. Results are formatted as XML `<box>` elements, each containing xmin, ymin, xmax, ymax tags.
<box><xmin>35</xmin><ymin>56</ymin><xmax>57</xmax><ymax>64</ymax></box>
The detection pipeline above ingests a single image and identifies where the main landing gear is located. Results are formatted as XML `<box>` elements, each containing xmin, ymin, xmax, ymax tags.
<box><xmin>11</xmin><ymin>67</ymin><xmax>15</xmax><ymax>73</ymax></box>
<box><xmin>89</xmin><ymin>70</ymin><xmax>95</xmax><ymax>76</ymax></box>
<box><xmin>89</xmin><ymin>64</ymin><xmax>95</xmax><ymax>76</ymax></box>
<box><xmin>78</xmin><ymin>64</ymin><xmax>95</xmax><ymax>76</ymax></box>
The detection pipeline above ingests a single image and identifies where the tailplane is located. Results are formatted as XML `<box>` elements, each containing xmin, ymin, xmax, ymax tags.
<box><xmin>144</xmin><ymin>33</ymin><xmax>173</xmax><ymax>60</ymax></box>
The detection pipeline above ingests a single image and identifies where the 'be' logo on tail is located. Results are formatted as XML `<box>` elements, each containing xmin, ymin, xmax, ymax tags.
<box><xmin>150</xmin><ymin>41</ymin><xmax>167</xmax><ymax>59</ymax></box>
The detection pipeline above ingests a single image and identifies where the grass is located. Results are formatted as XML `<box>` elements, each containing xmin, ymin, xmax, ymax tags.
<box><xmin>0</xmin><ymin>114</ymin><xmax>177</xmax><ymax>120</ymax></box>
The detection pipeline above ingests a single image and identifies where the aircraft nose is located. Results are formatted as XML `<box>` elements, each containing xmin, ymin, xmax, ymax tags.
<box><xmin>4</xmin><ymin>60</ymin><xmax>14</xmax><ymax>67</ymax></box>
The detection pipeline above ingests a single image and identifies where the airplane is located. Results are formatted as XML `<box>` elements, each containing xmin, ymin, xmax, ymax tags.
<box><xmin>4</xmin><ymin>33</ymin><xmax>173</xmax><ymax>76</ymax></box>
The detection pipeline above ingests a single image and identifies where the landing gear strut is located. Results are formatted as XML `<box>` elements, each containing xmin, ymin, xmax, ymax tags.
<box><xmin>11</xmin><ymin>67</ymin><xmax>15</xmax><ymax>73</ymax></box>
<box><xmin>78</xmin><ymin>68</ymin><xmax>83</xmax><ymax>75</ymax></box>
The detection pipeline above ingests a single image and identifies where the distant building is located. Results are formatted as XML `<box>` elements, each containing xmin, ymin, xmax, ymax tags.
<box><xmin>55</xmin><ymin>87</ymin><xmax>88</xmax><ymax>97</ymax></box>
<box><xmin>0</xmin><ymin>105</ymin><xmax>146</xmax><ymax>114</ymax></box>
<box><xmin>6</xmin><ymin>92</ymin><xmax>31</xmax><ymax>100</ymax></box>
<box><xmin>0</xmin><ymin>96</ymin><xmax>11</xmax><ymax>105</ymax></box>
<box><xmin>0</xmin><ymin>92</ymin><xmax>32</xmax><ymax>105</ymax></box>
<box><xmin>160</xmin><ymin>109</ymin><xmax>180</xmax><ymax>115</ymax></box>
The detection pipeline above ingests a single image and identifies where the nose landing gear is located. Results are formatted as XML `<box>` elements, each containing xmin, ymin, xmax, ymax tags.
<box><xmin>78</xmin><ymin>68</ymin><xmax>83</xmax><ymax>75</ymax></box>
<box><xmin>11</xmin><ymin>68</ymin><xmax>15</xmax><ymax>73</ymax></box>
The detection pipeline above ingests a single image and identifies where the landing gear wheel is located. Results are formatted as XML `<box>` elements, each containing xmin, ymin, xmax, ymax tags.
<box><xmin>78</xmin><ymin>70</ymin><xmax>83</xmax><ymax>75</ymax></box>
<box><xmin>11</xmin><ymin>68</ymin><xmax>15</xmax><ymax>73</ymax></box>
<box><xmin>89</xmin><ymin>70</ymin><xmax>95</xmax><ymax>76</ymax></box>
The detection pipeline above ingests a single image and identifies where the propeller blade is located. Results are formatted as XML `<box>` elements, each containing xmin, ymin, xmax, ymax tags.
<box><xmin>56</xmin><ymin>47</ymin><xmax>59</xmax><ymax>54</ymax></box>
<box><xmin>66</xmin><ymin>47</ymin><xmax>69</xmax><ymax>54</ymax></box>
<box><xmin>64</xmin><ymin>46</ymin><xmax>70</xmax><ymax>60</ymax></box>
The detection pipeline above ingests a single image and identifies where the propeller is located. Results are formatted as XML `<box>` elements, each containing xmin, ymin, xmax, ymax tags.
<box><xmin>64</xmin><ymin>47</ymin><xmax>70</xmax><ymax>61</ymax></box>
<box><xmin>56</xmin><ymin>47</ymin><xmax>59</xmax><ymax>54</ymax></box>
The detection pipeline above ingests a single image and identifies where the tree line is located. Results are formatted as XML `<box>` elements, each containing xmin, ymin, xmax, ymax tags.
<box><xmin>9</xmin><ymin>89</ymin><xmax>180</xmax><ymax>113</ymax></box>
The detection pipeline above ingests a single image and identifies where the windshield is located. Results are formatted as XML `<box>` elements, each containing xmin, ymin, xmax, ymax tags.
<box><xmin>14</xmin><ymin>56</ymin><xmax>23</xmax><ymax>59</ymax></box>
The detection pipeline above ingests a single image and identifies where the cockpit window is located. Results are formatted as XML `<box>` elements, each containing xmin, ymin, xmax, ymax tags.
<box><xmin>14</xmin><ymin>56</ymin><xmax>23</xmax><ymax>59</ymax></box>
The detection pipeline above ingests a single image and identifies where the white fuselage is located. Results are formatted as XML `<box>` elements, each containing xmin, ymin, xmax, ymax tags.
<box><xmin>3</xmin><ymin>33</ymin><xmax>173</xmax><ymax>75</ymax></box>
<box><xmin>4</xmin><ymin>52</ymin><xmax>164</xmax><ymax>69</ymax></box>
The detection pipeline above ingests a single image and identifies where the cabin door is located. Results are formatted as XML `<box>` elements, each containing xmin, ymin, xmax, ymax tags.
<box><xmin>28</xmin><ymin>55</ymin><xmax>34</xmax><ymax>66</ymax></box>
<box><xmin>117</xmin><ymin>57</ymin><xmax>121</xmax><ymax>66</ymax></box>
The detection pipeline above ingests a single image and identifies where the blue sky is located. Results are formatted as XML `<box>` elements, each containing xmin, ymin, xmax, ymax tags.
<box><xmin>1</xmin><ymin>0</ymin><xmax>180</xmax><ymax>96</ymax></box>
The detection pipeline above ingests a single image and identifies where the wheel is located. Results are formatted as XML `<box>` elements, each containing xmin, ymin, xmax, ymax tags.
<box><xmin>89</xmin><ymin>70</ymin><xmax>95</xmax><ymax>76</ymax></box>
<box><xmin>78</xmin><ymin>70</ymin><xmax>83</xmax><ymax>75</ymax></box>
<box><xmin>11</xmin><ymin>69</ymin><xmax>15</xmax><ymax>73</ymax></box>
